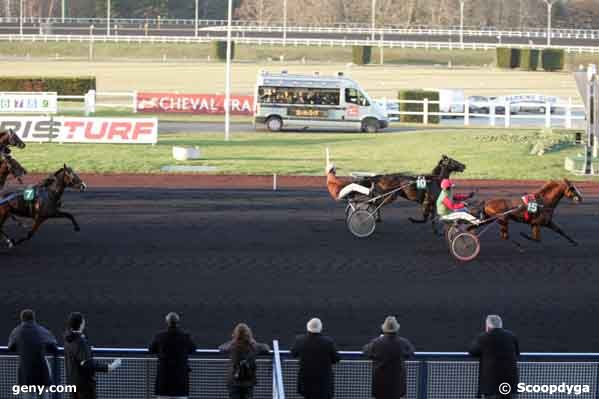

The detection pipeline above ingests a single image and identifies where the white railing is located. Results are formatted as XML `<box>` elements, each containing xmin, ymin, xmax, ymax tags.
<box><xmin>382</xmin><ymin>98</ymin><xmax>585</xmax><ymax>128</ymax></box>
<box><xmin>59</xmin><ymin>90</ymin><xmax>586</xmax><ymax>129</ymax></box>
<box><xmin>2</xmin><ymin>34</ymin><xmax>599</xmax><ymax>54</ymax></box>
<box><xmin>1</xmin><ymin>17</ymin><xmax>599</xmax><ymax>38</ymax></box>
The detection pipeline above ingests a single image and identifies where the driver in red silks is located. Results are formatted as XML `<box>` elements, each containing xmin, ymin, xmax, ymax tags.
<box><xmin>436</xmin><ymin>178</ymin><xmax>474</xmax><ymax>217</ymax></box>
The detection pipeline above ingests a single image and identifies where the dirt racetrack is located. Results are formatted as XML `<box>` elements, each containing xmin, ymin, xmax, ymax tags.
<box><xmin>1</xmin><ymin>176</ymin><xmax>598</xmax><ymax>352</ymax></box>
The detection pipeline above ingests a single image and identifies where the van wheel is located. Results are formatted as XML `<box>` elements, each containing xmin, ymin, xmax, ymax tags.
<box><xmin>266</xmin><ymin>116</ymin><xmax>283</xmax><ymax>132</ymax></box>
<box><xmin>362</xmin><ymin>119</ymin><xmax>379</xmax><ymax>133</ymax></box>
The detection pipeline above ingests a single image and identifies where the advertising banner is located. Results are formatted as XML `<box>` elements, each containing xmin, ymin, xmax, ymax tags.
<box><xmin>0</xmin><ymin>116</ymin><xmax>158</xmax><ymax>144</ymax></box>
<box><xmin>0</xmin><ymin>92</ymin><xmax>58</xmax><ymax>114</ymax></box>
<box><xmin>136</xmin><ymin>92</ymin><xmax>254</xmax><ymax>115</ymax></box>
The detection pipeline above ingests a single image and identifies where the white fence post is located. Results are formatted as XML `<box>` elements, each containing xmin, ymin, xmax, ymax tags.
<box><xmin>504</xmin><ymin>101</ymin><xmax>511</xmax><ymax>128</ymax></box>
<box><xmin>423</xmin><ymin>98</ymin><xmax>429</xmax><ymax>125</ymax></box>
<box><xmin>132</xmin><ymin>90</ymin><xmax>138</xmax><ymax>113</ymax></box>
<box><xmin>545</xmin><ymin>101</ymin><xmax>551</xmax><ymax>128</ymax></box>
<box><xmin>566</xmin><ymin>97</ymin><xmax>573</xmax><ymax>129</ymax></box>
<box><xmin>464</xmin><ymin>99</ymin><xmax>470</xmax><ymax>126</ymax></box>
<box><xmin>490</xmin><ymin>102</ymin><xmax>496</xmax><ymax>127</ymax></box>
<box><xmin>84</xmin><ymin>90</ymin><xmax>96</xmax><ymax>116</ymax></box>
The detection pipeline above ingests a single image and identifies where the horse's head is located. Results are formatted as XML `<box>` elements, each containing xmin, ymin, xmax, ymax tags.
<box><xmin>1</xmin><ymin>152</ymin><xmax>27</xmax><ymax>182</ymax></box>
<box><xmin>435</xmin><ymin>155</ymin><xmax>466</xmax><ymax>177</ymax></box>
<box><xmin>58</xmin><ymin>164</ymin><xmax>87</xmax><ymax>192</ymax></box>
<box><xmin>563</xmin><ymin>178</ymin><xmax>583</xmax><ymax>204</ymax></box>
<box><xmin>1</xmin><ymin>129</ymin><xmax>26</xmax><ymax>149</ymax></box>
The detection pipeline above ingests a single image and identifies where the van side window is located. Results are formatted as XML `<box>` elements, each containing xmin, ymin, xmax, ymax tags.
<box><xmin>345</xmin><ymin>88</ymin><xmax>369</xmax><ymax>106</ymax></box>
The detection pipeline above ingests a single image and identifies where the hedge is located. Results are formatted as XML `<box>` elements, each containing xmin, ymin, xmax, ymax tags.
<box><xmin>519</xmin><ymin>49</ymin><xmax>540</xmax><ymax>71</ymax></box>
<box><xmin>212</xmin><ymin>41</ymin><xmax>235</xmax><ymax>61</ymax></box>
<box><xmin>496</xmin><ymin>47</ymin><xmax>520</xmax><ymax>69</ymax></box>
<box><xmin>398</xmin><ymin>90</ymin><xmax>440</xmax><ymax>124</ymax></box>
<box><xmin>352</xmin><ymin>46</ymin><xmax>372</xmax><ymax>65</ymax></box>
<box><xmin>541</xmin><ymin>49</ymin><xmax>565</xmax><ymax>71</ymax></box>
<box><xmin>0</xmin><ymin>77</ymin><xmax>96</xmax><ymax>95</ymax></box>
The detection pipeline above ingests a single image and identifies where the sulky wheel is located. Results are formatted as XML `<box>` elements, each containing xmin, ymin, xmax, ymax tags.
<box><xmin>347</xmin><ymin>209</ymin><xmax>376</xmax><ymax>238</ymax></box>
<box><xmin>450</xmin><ymin>232</ymin><xmax>481</xmax><ymax>262</ymax></box>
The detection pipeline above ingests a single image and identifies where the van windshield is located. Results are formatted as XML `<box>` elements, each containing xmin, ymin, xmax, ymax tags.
<box><xmin>258</xmin><ymin>86</ymin><xmax>340</xmax><ymax>106</ymax></box>
<box><xmin>345</xmin><ymin>88</ymin><xmax>370</xmax><ymax>107</ymax></box>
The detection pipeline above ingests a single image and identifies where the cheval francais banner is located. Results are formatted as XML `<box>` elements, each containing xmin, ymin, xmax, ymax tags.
<box><xmin>136</xmin><ymin>92</ymin><xmax>254</xmax><ymax>115</ymax></box>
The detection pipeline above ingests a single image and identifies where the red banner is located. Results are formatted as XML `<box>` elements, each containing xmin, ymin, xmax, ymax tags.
<box><xmin>136</xmin><ymin>92</ymin><xmax>254</xmax><ymax>115</ymax></box>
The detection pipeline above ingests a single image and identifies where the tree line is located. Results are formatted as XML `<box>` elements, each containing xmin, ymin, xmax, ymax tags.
<box><xmin>0</xmin><ymin>0</ymin><xmax>597</xmax><ymax>29</ymax></box>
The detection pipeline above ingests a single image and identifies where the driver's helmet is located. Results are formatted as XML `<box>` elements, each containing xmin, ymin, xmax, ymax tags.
<box><xmin>440</xmin><ymin>179</ymin><xmax>454</xmax><ymax>190</ymax></box>
<box><xmin>326</xmin><ymin>163</ymin><xmax>336</xmax><ymax>174</ymax></box>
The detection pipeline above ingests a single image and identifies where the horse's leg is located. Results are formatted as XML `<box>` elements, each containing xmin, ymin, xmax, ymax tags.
<box><xmin>51</xmin><ymin>211</ymin><xmax>80</xmax><ymax>232</ymax></box>
<box><xmin>15</xmin><ymin>218</ymin><xmax>44</xmax><ymax>245</ymax></box>
<box><xmin>0</xmin><ymin>213</ymin><xmax>14</xmax><ymax>248</ymax></box>
<box><xmin>496</xmin><ymin>218</ymin><xmax>524</xmax><ymax>251</ymax></box>
<box><xmin>9</xmin><ymin>215</ymin><xmax>26</xmax><ymax>229</ymax></box>
<box><xmin>409</xmin><ymin>201</ymin><xmax>429</xmax><ymax>224</ymax></box>
<box><xmin>521</xmin><ymin>224</ymin><xmax>542</xmax><ymax>243</ymax></box>
<box><xmin>547</xmin><ymin>221</ymin><xmax>578</xmax><ymax>247</ymax></box>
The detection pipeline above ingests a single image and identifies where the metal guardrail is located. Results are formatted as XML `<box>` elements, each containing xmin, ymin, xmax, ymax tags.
<box><xmin>2</xmin><ymin>346</ymin><xmax>599</xmax><ymax>399</ymax></box>
<box><xmin>1</xmin><ymin>33</ymin><xmax>599</xmax><ymax>54</ymax></box>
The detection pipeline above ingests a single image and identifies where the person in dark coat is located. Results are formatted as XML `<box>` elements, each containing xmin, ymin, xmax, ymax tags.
<box><xmin>63</xmin><ymin>312</ymin><xmax>122</xmax><ymax>399</ymax></box>
<box><xmin>219</xmin><ymin>323</ymin><xmax>271</xmax><ymax>399</ymax></box>
<box><xmin>363</xmin><ymin>316</ymin><xmax>415</xmax><ymax>399</ymax></box>
<box><xmin>149</xmin><ymin>312</ymin><xmax>197</xmax><ymax>399</ymax></box>
<box><xmin>291</xmin><ymin>318</ymin><xmax>340</xmax><ymax>399</ymax></box>
<box><xmin>8</xmin><ymin>309</ymin><xmax>58</xmax><ymax>398</ymax></box>
<box><xmin>469</xmin><ymin>315</ymin><xmax>520</xmax><ymax>399</ymax></box>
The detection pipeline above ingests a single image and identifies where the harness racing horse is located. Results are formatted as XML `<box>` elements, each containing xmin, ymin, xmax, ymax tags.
<box><xmin>357</xmin><ymin>155</ymin><xmax>466</xmax><ymax>224</ymax></box>
<box><xmin>0</xmin><ymin>129</ymin><xmax>26</xmax><ymax>152</ymax></box>
<box><xmin>0</xmin><ymin>165</ymin><xmax>86</xmax><ymax>248</ymax></box>
<box><xmin>483</xmin><ymin>179</ymin><xmax>583</xmax><ymax>247</ymax></box>
<box><xmin>0</xmin><ymin>152</ymin><xmax>27</xmax><ymax>189</ymax></box>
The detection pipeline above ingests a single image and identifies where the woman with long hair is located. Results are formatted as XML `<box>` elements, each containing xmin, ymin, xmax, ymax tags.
<box><xmin>219</xmin><ymin>323</ymin><xmax>271</xmax><ymax>399</ymax></box>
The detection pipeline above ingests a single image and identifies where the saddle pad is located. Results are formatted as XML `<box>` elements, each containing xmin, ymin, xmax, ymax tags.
<box><xmin>23</xmin><ymin>187</ymin><xmax>36</xmax><ymax>202</ymax></box>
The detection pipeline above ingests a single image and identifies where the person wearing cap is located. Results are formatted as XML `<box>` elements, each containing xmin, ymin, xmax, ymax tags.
<box><xmin>363</xmin><ymin>316</ymin><xmax>415</xmax><ymax>399</ymax></box>
<box><xmin>326</xmin><ymin>163</ymin><xmax>372</xmax><ymax>200</ymax></box>
<box><xmin>149</xmin><ymin>312</ymin><xmax>197</xmax><ymax>399</ymax></box>
<box><xmin>291</xmin><ymin>318</ymin><xmax>340</xmax><ymax>399</ymax></box>
<box><xmin>436</xmin><ymin>178</ymin><xmax>474</xmax><ymax>218</ymax></box>
<box><xmin>63</xmin><ymin>312</ymin><xmax>121</xmax><ymax>399</ymax></box>
<box><xmin>469</xmin><ymin>315</ymin><xmax>520</xmax><ymax>399</ymax></box>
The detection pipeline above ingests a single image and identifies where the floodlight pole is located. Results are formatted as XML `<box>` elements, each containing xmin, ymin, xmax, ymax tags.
<box><xmin>194</xmin><ymin>0</ymin><xmax>199</xmax><ymax>37</ymax></box>
<box><xmin>283</xmin><ymin>0</ymin><xmax>287</xmax><ymax>46</ymax></box>
<box><xmin>543</xmin><ymin>0</ymin><xmax>557</xmax><ymax>47</ymax></box>
<box><xmin>459</xmin><ymin>0</ymin><xmax>466</xmax><ymax>45</ymax></box>
<box><xmin>19</xmin><ymin>0</ymin><xmax>23</xmax><ymax>35</ymax></box>
<box><xmin>62</xmin><ymin>0</ymin><xmax>66</xmax><ymax>22</ymax></box>
<box><xmin>225</xmin><ymin>0</ymin><xmax>233</xmax><ymax>141</ymax></box>
<box><xmin>371</xmin><ymin>0</ymin><xmax>376</xmax><ymax>41</ymax></box>
<box><xmin>107</xmin><ymin>0</ymin><xmax>111</xmax><ymax>36</ymax></box>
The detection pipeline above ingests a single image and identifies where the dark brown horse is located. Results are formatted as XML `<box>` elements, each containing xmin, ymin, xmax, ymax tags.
<box><xmin>358</xmin><ymin>155</ymin><xmax>466</xmax><ymax>223</ymax></box>
<box><xmin>0</xmin><ymin>165</ymin><xmax>86</xmax><ymax>248</ymax></box>
<box><xmin>483</xmin><ymin>179</ymin><xmax>583</xmax><ymax>247</ymax></box>
<box><xmin>0</xmin><ymin>152</ymin><xmax>27</xmax><ymax>189</ymax></box>
<box><xmin>0</xmin><ymin>129</ymin><xmax>26</xmax><ymax>152</ymax></box>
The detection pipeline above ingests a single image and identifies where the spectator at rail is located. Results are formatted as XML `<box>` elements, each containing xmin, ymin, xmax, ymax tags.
<box><xmin>149</xmin><ymin>312</ymin><xmax>197</xmax><ymax>399</ymax></box>
<box><xmin>363</xmin><ymin>316</ymin><xmax>415</xmax><ymax>399</ymax></box>
<box><xmin>7</xmin><ymin>309</ymin><xmax>58</xmax><ymax>399</ymax></box>
<box><xmin>219</xmin><ymin>323</ymin><xmax>271</xmax><ymax>399</ymax></box>
<box><xmin>291</xmin><ymin>318</ymin><xmax>340</xmax><ymax>399</ymax></box>
<box><xmin>63</xmin><ymin>312</ymin><xmax>122</xmax><ymax>399</ymax></box>
<box><xmin>469</xmin><ymin>315</ymin><xmax>520</xmax><ymax>399</ymax></box>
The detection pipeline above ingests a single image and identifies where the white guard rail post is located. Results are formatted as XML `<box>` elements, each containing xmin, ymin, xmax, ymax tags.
<box><xmin>272</xmin><ymin>340</ymin><xmax>285</xmax><ymax>399</ymax></box>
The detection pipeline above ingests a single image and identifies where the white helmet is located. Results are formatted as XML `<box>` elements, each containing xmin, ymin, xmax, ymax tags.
<box><xmin>326</xmin><ymin>163</ymin><xmax>336</xmax><ymax>174</ymax></box>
